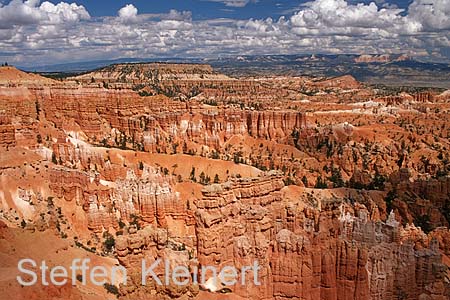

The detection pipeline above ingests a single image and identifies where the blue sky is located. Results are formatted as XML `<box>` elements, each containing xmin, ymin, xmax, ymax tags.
<box><xmin>39</xmin><ymin>0</ymin><xmax>414</xmax><ymax>19</ymax></box>
<box><xmin>43</xmin><ymin>0</ymin><xmax>293</xmax><ymax>20</ymax></box>
<box><xmin>0</xmin><ymin>0</ymin><xmax>448</xmax><ymax>66</ymax></box>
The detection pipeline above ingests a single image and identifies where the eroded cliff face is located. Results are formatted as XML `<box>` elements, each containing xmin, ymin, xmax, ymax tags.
<box><xmin>0</xmin><ymin>86</ymin><xmax>40</xmax><ymax>149</ymax></box>
<box><xmin>195</xmin><ymin>174</ymin><xmax>448</xmax><ymax>300</ymax></box>
<box><xmin>141</xmin><ymin>110</ymin><xmax>306</xmax><ymax>152</ymax></box>
<box><xmin>0</xmin><ymin>85</ymin><xmax>307</xmax><ymax>152</ymax></box>
<box><xmin>109</xmin><ymin>173</ymin><xmax>449</xmax><ymax>300</ymax></box>
<box><xmin>49</xmin><ymin>165</ymin><xmax>186</xmax><ymax>232</ymax></box>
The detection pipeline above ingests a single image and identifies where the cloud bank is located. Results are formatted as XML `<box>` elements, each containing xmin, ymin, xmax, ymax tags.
<box><xmin>0</xmin><ymin>0</ymin><xmax>448</xmax><ymax>66</ymax></box>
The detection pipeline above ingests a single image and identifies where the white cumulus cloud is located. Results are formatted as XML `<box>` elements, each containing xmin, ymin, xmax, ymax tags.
<box><xmin>290</xmin><ymin>0</ymin><xmax>422</xmax><ymax>35</ymax></box>
<box><xmin>0</xmin><ymin>0</ymin><xmax>89</xmax><ymax>29</ymax></box>
<box><xmin>118</xmin><ymin>4</ymin><xmax>138</xmax><ymax>23</ymax></box>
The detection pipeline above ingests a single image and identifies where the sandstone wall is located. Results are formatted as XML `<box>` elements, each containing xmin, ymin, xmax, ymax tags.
<box><xmin>192</xmin><ymin>173</ymin><xmax>449</xmax><ymax>300</ymax></box>
<box><xmin>48</xmin><ymin>166</ymin><xmax>187</xmax><ymax>232</ymax></box>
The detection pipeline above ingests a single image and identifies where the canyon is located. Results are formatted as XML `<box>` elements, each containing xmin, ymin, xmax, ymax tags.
<box><xmin>0</xmin><ymin>64</ymin><xmax>449</xmax><ymax>300</ymax></box>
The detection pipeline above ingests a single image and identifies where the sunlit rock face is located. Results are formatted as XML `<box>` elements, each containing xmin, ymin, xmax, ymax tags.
<box><xmin>193</xmin><ymin>173</ymin><xmax>448</xmax><ymax>300</ymax></box>
<box><xmin>49</xmin><ymin>165</ymin><xmax>184</xmax><ymax>232</ymax></box>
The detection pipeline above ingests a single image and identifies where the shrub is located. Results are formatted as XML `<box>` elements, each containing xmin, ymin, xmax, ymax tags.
<box><xmin>368</xmin><ymin>171</ymin><xmax>386</xmax><ymax>190</ymax></box>
<box><xmin>189</xmin><ymin>167</ymin><xmax>196</xmax><ymax>182</ymax></box>
<box><xmin>314</xmin><ymin>176</ymin><xmax>327</xmax><ymax>189</ymax></box>
<box><xmin>51</xmin><ymin>153</ymin><xmax>58</xmax><ymax>164</ymax></box>
<box><xmin>104</xmin><ymin>283</ymin><xmax>119</xmax><ymax>295</ymax></box>
<box><xmin>301</xmin><ymin>176</ymin><xmax>308</xmax><ymax>187</ymax></box>
<box><xmin>129</xmin><ymin>214</ymin><xmax>141</xmax><ymax>230</ymax></box>
<box><xmin>415</xmin><ymin>214</ymin><xmax>432</xmax><ymax>233</ymax></box>
<box><xmin>118</xmin><ymin>220</ymin><xmax>126</xmax><ymax>229</ymax></box>
<box><xmin>103</xmin><ymin>233</ymin><xmax>115</xmax><ymax>252</ymax></box>
<box><xmin>384</xmin><ymin>190</ymin><xmax>396</xmax><ymax>212</ymax></box>
<box><xmin>210</xmin><ymin>151</ymin><xmax>220</xmax><ymax>159</ymax></box>
<box><xmin>328</xmin><ymin>167</ymin><xmax>344</xmax><ymax>188</ymax></box>
<box><xmin>47</xmin><ymin>196</ymin><xmax>54</xmax><ymax>208</ymax></box>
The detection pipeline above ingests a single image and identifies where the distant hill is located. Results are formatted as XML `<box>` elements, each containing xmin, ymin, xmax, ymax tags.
<box><xmin>208</xmin><ymin>54</ymin><xmax>450</xmax><ymax>88</ymax></box>
<box><xmin>71</xmin><ymin>62</ymin><xmax>230</xmax><ymax>83</ymax></box>
<box><xmin>0</xmin><ymin>65</ymin><xmax>58</xmax><ymax>85</ymax></box>
<box><xmin>21</xmin><ymin>54</ymin><xmax>450</xmax><ymax>88</ymax></box>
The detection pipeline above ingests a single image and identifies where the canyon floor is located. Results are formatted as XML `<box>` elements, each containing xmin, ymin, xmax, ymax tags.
<box><xmin>0</xmin><ymin>63</ymin><xmax>449</xmax><ymax>300</ymax></box>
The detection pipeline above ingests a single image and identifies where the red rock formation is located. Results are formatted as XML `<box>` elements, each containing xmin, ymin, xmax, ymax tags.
<box><xmin>0</xmin><ymin>113</ymin><xmax>15</xmax><ymax>149</ymax></box>
<box><xmin>414</xmin><ymin>92</ymin><xmax>435</xmax><ymax>103</ymax></box>
<box><xmin>0</xmin><ymin>84</ymin><xmax>307</xmax><ymax>152</ymax></box>
<box><xmin>101</xmin><ymin>172</ymin><xmax>450</xmax><ymax>300</ymax></box>
<box><xmin>1</xmin><ymin>64</ymin><xmax>450</xmax><ymax>300</ymax></box>
<box><xmin>33</xmin><ymin>86</ymin><xmax>144</xmax><ymax>138</ymax></box>
<box><xmin>193</xmin><ymin>173</ymin><xmax>449</xmax><ymax>300</ymax></box>
<box><xmin>435</xmin><ymin>90</ymin><xmax>450</xmax><ymax>102</ymax></box>
<box><xmin>0</xmin><ymin>66</ymin><xmax>58</xmax><ymax>86</ymax></box>
<box><xmin>310</xmin><ymin>75</ymin><xmax>361</xmax><ymax>90</ymax></box>
<box><xmin>141</xmin><ymin>110</ymin><xmax>306</xmax><ymax>152</ymax></box>
<box><xmin>48</xmin><ymin>165</ymin><xmax>186</xmax><ymax>232</ymax></box>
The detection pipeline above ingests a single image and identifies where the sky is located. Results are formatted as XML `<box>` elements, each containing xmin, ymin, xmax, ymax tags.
<box><xmin>0</xmin><ymin>0</ymin><xmax>449</xmax><ymax>67</ymax></box>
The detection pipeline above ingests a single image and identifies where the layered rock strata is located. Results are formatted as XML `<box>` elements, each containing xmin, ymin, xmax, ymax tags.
<box><xmin>49</xmin><ymin>165</ymin><xmax>185</xmax><ymax>232</ymax></box>
<box><xmin>193</xmin><ymin>173</ymin><xmax>449</xmax><ymax>300</ymax></box>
